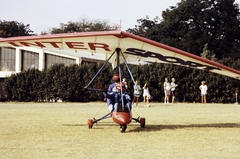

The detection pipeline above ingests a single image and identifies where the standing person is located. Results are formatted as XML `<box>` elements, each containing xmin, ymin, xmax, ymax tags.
<box><xmin>132</xmin><ymin>80</ymin><xmax>141</xmax><ymax>108</ymax></box>
<box><xmin>143</xmin><ymin>82</ymin><xmax>151</xmax><ymax>107</ymax></box>
<box><xmin>199</xmin><ymin>81</ymin><xmax>207</xmax><ymax>104</ymax></box>
<box><xmin>171</xmin><ymin>78</ymin><xmax>178</xmax><ymax>104</ymax></box>
<box><xmin>122</xmin><ymin>78</ymin><xmax>128</xmax><ymax>90</ymax></box>
<box><xmin>164</xmin><ymin>78</ymin><xmax>171</xmax><ymax>104</ymax></box>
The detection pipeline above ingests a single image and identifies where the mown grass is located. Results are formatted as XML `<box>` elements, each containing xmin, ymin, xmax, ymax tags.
<box><xmin>0</xmin><ymin>102</ymin><xmax>239</xmax><ymax>159</ymax></box>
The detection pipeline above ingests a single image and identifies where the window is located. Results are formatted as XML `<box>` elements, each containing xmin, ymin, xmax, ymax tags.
<box><xmin>0</xmin><ymin>47</ymin><xmax>16</xmax><ymax>71</ymax></box>
<box><xmin>22</xmin><ymin>50</ymin><xmax>39</xmax><ymax>71</ymax></box>
<box><xmin>45</xmin><ymin>53</ymin><xmax>75</xmax><ymax>69</ymax></box>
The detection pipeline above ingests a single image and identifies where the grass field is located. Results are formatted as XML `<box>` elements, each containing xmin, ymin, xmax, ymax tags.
<box><xmin>0</xmin><ymin>102</ymin><xmax>240</xmax><ymax>159</ymax></box>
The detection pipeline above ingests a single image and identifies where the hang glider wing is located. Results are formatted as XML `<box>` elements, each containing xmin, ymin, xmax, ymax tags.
<box><xmin>0</xmin><ymin>31</ymin><xmax>239</xmax><ymax>79</ymax></box>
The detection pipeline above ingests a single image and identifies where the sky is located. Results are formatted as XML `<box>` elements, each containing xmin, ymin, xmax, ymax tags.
<box><xmin>1</xmin><ymin>0</ymin><xmax>240</xmax><ymax>35</ymax></box>
<box><xmin>0</xmin><ymin>0</ymin><xmax>182</xmax><ymax>34</ymax></box>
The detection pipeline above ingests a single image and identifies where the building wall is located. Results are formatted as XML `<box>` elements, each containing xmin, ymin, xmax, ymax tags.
<box><xmin>0</xmin><ymin>46</ymin><xmax>81</xmax><ymax>78</ymax></box>
<box><xmin>0</xmin><ymin>46</ymin><xmax>81</xmax><ymax>94</ymax></box>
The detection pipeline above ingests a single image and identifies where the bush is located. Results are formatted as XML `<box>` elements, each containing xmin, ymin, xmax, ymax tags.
<box><xmin>2</xmin><ymin>60</ymin><xmax>240</xmax><ymax>103</ymax></box>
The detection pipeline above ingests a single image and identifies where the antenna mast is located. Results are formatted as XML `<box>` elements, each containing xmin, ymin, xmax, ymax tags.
<box><xmin>119</xmin><ymin>20</ymin><xmax>122</xmax><ymax>31</ymax></box>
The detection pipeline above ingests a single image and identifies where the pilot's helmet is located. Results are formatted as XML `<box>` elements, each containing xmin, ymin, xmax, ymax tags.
<box><xmin>116</xmin><ymin>82</ymin><xmax>126</xmax><ymax>92</ymax></box>
<box><xmin>112</xmin><ymin>74</ymin><xmax>120</xmax><ymax>82</ymax></box>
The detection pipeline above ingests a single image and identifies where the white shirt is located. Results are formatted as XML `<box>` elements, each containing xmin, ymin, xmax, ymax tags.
<box><xmin>200</xmin><ymin>85</ymin><xmax>207</xmax><ymax>95</ymax></box>
<box><xmin>165</xmin><ymin>82</ymin><xmax>171</xmax><ymax>90</ymax></box>
<box><xmin>171</xmin><ymin>82</ymin><xmax>176</xmax><ymax>91</ymax></box>
<box><xmin>133</xmin><ymin>85</ymin><xmax>141</xmax><ymax>95</ymax></box>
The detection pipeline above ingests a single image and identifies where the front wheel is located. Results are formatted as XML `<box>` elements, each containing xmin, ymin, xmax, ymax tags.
<box><xmin>120</xmin><ymin>124</ymin><xmax>127</xmax><ymax>132</ymax></box>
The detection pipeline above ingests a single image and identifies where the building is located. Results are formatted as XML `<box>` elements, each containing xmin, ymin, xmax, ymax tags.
<box><xmin>0</xmin><ymin>46</ymin><xmax>83</xmax><ymax>94</ymax></box>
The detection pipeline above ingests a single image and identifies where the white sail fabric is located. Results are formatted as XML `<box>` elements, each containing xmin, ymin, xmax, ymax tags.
<box><xmin>0</xmin><ymin>31</ymin><xmax>239</xmax><ymax>79</ymax></box>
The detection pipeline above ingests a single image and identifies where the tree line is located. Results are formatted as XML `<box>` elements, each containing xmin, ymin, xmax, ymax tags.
<box><xmin>1</xmin><ymin>0</ymin><xmax>240</xmax><ymax>103</ymax></box>
<box><xmin>1</xmin><ymin>60</ymin><xmax>240</xmax><ymax>103</ymax></box>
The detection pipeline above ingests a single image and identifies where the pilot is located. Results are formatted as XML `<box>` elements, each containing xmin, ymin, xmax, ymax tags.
<box><xmin>115</xmin><ymin>82</ymin><xmax>132</xmax><ymax>112</ymax></box>
<box><xmin>108</xmin><ymin>74</ymin><xmax>120</xmax><ymax>92</ymax></box>
<box><xmin>106</xmin><ymin>74</ymin><xmax>120</xmax><ymax>111</ymax></box>
<box><xmin>106</xmin><ymin>74</ymin><xmax>131</xmax><ymax>112</ymax></box>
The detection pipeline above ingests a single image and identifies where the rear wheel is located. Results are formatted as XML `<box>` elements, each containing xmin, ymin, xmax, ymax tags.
<box><xmin>139</xmin><ymin>117</ymin><xmax>145</xmax><ymax>128</ymax></box>
<box><xmin>88</xmin><ymin>119</ymin><xmax>93</xmax><ymax>129</ymax></box>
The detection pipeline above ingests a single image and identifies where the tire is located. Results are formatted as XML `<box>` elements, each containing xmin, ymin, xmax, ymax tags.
<box><xmin>120</xmin><ymin>124</ymin><xmax>127</xmax><ymax>132</ymax></box>
<box><xmin>139</xmin><ymin>117</ymin><xmax>145</xmax><ymax>128</ymax></box>
<box><xmin>88</xmin><ymin>119</ymin><xmax>93</xmax><ymax>129</ymax></box>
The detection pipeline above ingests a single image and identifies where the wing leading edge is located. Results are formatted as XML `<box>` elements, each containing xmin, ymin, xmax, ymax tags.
<box><xmin>0</xmin><ymin>31</ymin><xmax>239</xmax><ymax>79</ymax></box>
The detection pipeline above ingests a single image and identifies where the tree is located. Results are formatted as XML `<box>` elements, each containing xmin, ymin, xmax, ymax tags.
<box><xmin>200</xmin><ymin>43</ymin><xmax>217</xmax><ymax>61</ymax></box>
<box><xmin>0</xmin><ymin>20</ymin><xmax>34</xmax><ymax>37</ymax></box>
<box><xmin>45</xmin><ymin>17</ymin><xmax>119</xmax><ymax>34</ymax></box>
<box><xmin>128</xmin><ymin>0</ymin><xmax>240</xmax><ymax>59</ymax></box>
<box><xmin>126</xmin><ymin>16</ymin><xmax>160</xmax><ymax>40</ymax></box>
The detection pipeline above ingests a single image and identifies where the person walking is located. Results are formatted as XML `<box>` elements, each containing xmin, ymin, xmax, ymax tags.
<box><xmin>143</xmin><ymin>82</ymin><xmax>151</xmax><ymax>107</ymax></box>
<box><xmin>132</xmin><ymin>80</ymin><xmax>141</xmax><ymax>108</ymax></box>
<box><xmin>171</xmin><ymin>78</ymin><xmax>178</xmax><ymax>104</ymax></box>
<box><xmin>199</xmin><ymin>81</ymin><xmax>207</xmax><ymax>104</ymax></box>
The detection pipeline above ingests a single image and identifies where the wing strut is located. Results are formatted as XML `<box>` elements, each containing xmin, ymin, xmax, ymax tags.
<box><xmin>118</xmin><ymin>49</ymin><xmax>141</xmax><ymax>96</ymax></box>
<box><xmin>84</xmin><ymin>49</ymin><xmax>117</xmax><ymax>90</ymax></box>
<box><xmin>85</xmin><ymin>48</ymin><xmax>140</xmax><ymax>104</ymax></box>
<box><xmin>116</xmin><ymin>48</ymin><xmax>126</xmax><ymax>111</ymax></box>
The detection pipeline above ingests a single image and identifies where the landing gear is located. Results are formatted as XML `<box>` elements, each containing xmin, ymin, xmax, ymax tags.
<box><xmin>120</xmin><ymin>124</ymin><xmax>127</xmax><ymax>133</ymax></box>
<box><xmin>87</xmin><ymin>113</ymin><xmax>112</xmax><ymax>129</ymax></box>
<box><xmin>132</xmin><ymin>117</ymin><xmax>146</xmax><ymax>128</ymax></box>
<box><xmin>88</xmin><ymin>119</ymin><xmax>94</xmax><ymax>129</ymax></box>
<box><xmin>139</xmin><ymin>117</ymin><xmax>146</xmax><ymax>128</ymax></box>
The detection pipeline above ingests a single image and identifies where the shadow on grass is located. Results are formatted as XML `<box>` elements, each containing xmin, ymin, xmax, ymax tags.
<box><xmin>62</xmin><ymin>122</ymin><xmax>240</xmax><ymax>133</ymax></box>
<box><xmin>128</xmin><ymin>123</ymin><xmax>240</xmax><ymax>132</ymax></box>
<box><xmin>62</xmin><ymin>122</ymin><xmax>117</xmax><ymax>127</ymax></box>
